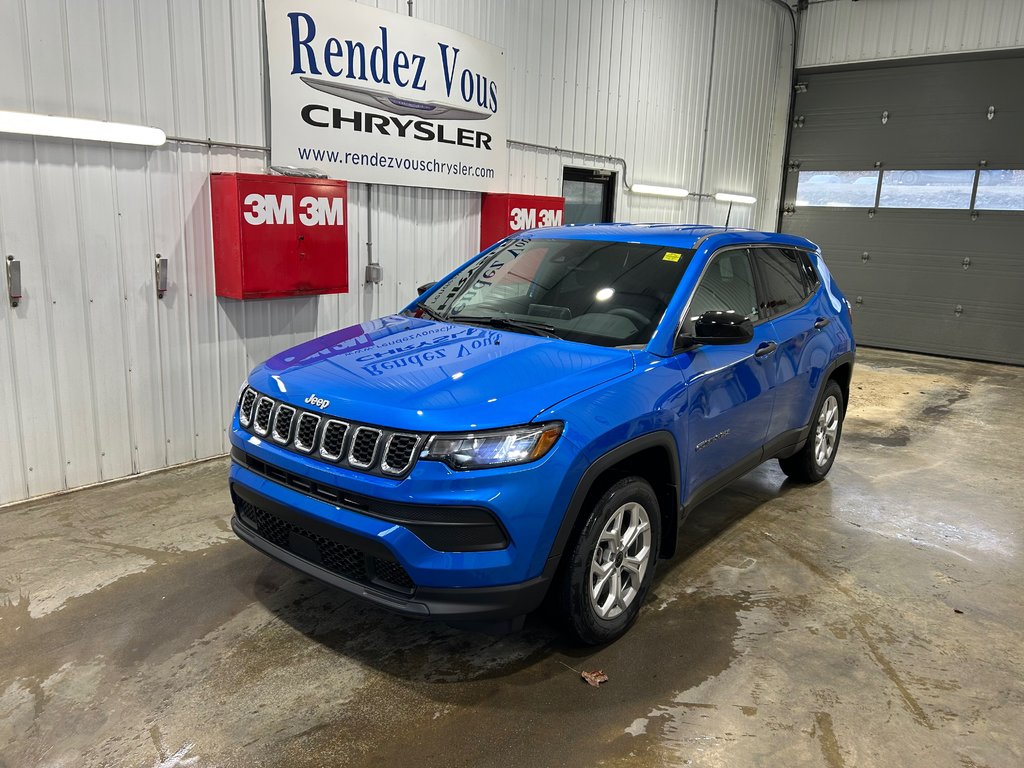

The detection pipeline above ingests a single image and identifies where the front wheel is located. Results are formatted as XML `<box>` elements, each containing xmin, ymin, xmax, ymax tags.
<box><xmin>557</xmin><ymin>477</ymin><xmax>661</xmax><ymax>645</ymax></box>
<box><xmin>779</xmin><ymin>379</ymin><xmax>845</xmax><ymax>483</ymax></box>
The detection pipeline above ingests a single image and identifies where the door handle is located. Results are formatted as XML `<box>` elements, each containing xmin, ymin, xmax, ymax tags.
<box><xmin>813</xmin><ymin>317</ymin><xmax>830</xmax><ymax>330</ymax></box>
<box><xmin>754</xmin><ymin>341</ymin><xmax>777</xmax><ymax>358</ymax></box>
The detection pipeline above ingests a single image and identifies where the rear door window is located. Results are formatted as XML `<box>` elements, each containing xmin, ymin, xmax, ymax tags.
<box><xmin>753</xmin><ymin>248</ymin><xmax>812</xmax><ymax>317</ymax></box>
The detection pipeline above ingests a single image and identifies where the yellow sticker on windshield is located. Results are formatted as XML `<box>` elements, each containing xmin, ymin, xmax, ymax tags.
<box><xmin>663</xmin><ymin>251</ymin><xmax>682</xmax><ymax>262</ymax></box>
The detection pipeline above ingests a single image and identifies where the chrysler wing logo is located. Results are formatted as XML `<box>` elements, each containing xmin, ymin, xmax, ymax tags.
<box><xmin>300</xmin><ymin>77</ymin><xmax>493</xmax><ymax>121</ymax></box>
<box><xmin>304</xmin><ymin>393</ymin><xmax>330</xmax><ymax>410</ymax></box>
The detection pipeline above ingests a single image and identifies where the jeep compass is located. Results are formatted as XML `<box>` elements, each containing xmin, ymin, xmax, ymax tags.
<box><xmin>228</xmin><ymin>224</ymin><xmax>855</xmax><ymax>643</ymax></box>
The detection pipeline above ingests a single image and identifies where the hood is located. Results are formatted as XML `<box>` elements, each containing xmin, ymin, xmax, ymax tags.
<box><xmin>247</xmin><ymin>315</ymin><xmax>635</xmax><ymax>432</ymax></box>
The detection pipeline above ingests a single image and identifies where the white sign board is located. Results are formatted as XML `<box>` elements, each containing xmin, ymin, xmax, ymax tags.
<box><xmin>265</xmin><ymin>0</ymin><xmax>508</xmax><ymax>192</ymax></box>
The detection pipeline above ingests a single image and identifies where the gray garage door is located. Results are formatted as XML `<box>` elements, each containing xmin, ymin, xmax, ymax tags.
<box><xmin>780</xmin><ymin>53</ymin><xmax>1024</xmax><ymax>365</ymax></box>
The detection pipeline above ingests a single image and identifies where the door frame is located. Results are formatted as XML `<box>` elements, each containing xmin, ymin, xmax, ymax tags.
<box><xmin>562</xmin><ymin>167</ymin><xmax>616</xmax><ymax>223</ymax></box>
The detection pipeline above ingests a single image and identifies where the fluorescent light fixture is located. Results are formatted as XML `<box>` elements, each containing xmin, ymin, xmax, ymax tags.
<box><xmin>631</xmin><ymin>183</ymin><xmax>690</xmax><ymax>198</ymax></box>
<box><xmin>0</xmin><ymin>110</ymin><xmax>166</xmax><ymax>147</ymax></box>
<box><xmin>714</xmin><ymin>192</ymin><xmax>757</xmax><ymax>205</ymax></box>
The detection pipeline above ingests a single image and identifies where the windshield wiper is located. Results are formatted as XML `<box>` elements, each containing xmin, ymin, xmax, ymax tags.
<box><xmin>452</xmin><ymin>315</ymin><xmax>562</xmax><ymax>338</ymax></box>
<box><xmin>415</xmin><ymin>302</ymin><xmax>447</xmax><ymax>321</ymax></box>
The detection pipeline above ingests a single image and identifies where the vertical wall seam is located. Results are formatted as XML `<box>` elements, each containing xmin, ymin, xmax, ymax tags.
<box><xmin>696</xmin><ymin>0</ymin><xmax>720</xmax><ymax>223</ymax></box>
<box><xmin>164</xmin><ymin>0</ymin><xmax>194</xmax><ymax>464</ymax></box>
<box><xmin>22</xmin><ymin>0</ymin><xmax>72</xmax><ymax>492</ymax></box>
<box><xmin>191</xmin><ymin>0</ymin><xmax>214</xmax><ymax>459</ymax></box>
<box><xmin>61</xmin><ymin>0</ymin><xmax>105</xmax><ymax>484</ymax></box>
<box><xmin>144</xmin><ymin>1</ymin><xmax>170</xmax><ymax>469</ymax></box>
<box><xmin>104</xmin><ymin>0</ymin><xmax>141</xmax><ymax>475</ymax></box>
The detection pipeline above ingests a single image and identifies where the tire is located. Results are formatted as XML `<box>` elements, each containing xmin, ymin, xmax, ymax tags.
<box><xmin>557</xmin><ymin>476</ymin><xmax>661</xmax><ymax>645</ymax></box>
<box><xmin>778</xmin><ymin>379</ymin><xmax>845</xmax><ymax>483</ymax></box>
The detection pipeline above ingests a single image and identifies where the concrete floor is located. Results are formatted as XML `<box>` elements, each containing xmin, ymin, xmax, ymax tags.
<box><xmin>1</xmin><ymin>348</ymin><xmax>1022</xmax><ymax>768</ymax></box>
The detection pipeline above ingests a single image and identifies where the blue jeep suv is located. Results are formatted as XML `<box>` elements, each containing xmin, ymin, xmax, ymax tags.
<box><xmin>229</xmin><ymin>225</ymin><xmax>855</xmax><ymax>643</ymax></box>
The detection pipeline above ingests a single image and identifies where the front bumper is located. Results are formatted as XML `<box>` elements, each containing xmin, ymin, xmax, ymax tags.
<box><xmin>228</xmin><ymin>415</ymin><xmax>587</xmax><ymax>588</ymax></box>
<box><xmin>231</xmin><ymin>482</ymin><xmax>553</xmax><ymax>620</ymax></box>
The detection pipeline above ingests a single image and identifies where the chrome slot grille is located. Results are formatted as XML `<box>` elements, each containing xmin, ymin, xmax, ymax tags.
<box><xmin>271</xmin><ymin>405</ymin><xmax>296</xmax><ymax>444</ymax></box>
<box><xmin>239</xmin><ymin>389</ymin><xmax>258</xmax><ymax>427</ymax></box>
<box><xmin>382</xmin><ymin>433</ymin><xmax>420</xmax><ymax>475</ymax></box>
<box><xmin>293</xmin><ymin>413</ymin><xmax>321</xmax><ymax>453</ymax></box>
<box><xmin>319</xmin><ymin>420</ymin><xmax>349</xmax><ymax>461</ymax></box>
<box><xmin>237</xmin><ymin>389</ymin><xmax>423</xmax><ymax>477</ymax></box>
<box><xmin>253</xmin><ymin>397</ymin><xmax>274</xmax><ymax>436</ymax></box>
<box><xmin>348</xmin><ymin>427</ymin><xmax>381</xmax><ymax>468</ymax></box>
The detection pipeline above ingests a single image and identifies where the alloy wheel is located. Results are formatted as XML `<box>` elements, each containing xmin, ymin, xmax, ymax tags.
<box><xmin>814</xmin><ymin>394</ymin><xmax>840</xmax><ymax>466</ymax></box>
<box><xmin>588</xmin><ymin>501</ymin><xmax>652</xmax><ymax>620</ymax></box>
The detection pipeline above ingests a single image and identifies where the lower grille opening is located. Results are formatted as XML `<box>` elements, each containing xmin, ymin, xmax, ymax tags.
<box><xmin>371</xmin><ymin>557</ymin><xmax>416</xmax><ymax>590</ymax></box>
<box><xmin>236</xmin><ymin>498</ymin><xmax>415</xmax><ymax>594</ymax></box>
<box><xmin>233</xmin><ymin>448</ymin><xmax>510</xmax><ymax>552</ymax></box>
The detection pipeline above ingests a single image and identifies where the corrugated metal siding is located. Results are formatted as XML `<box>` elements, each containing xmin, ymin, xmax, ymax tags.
<box><xmin>0</xmin><ymin>0</ymin><xmax>791</xmax><ymax>503</ymax></box>
<box><xmin>703</xmin><ymin>0</ymin><xmax>791</xmax><ymax>230</ymax></box>
<box><xmin>798</xmin><ymin>0</ymin><xmax>1024</xmax><ymax>68</ymax></box>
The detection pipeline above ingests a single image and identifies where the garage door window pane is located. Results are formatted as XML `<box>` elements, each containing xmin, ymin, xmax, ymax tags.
<box><xmin>974</xmin><ymin>170</ymin><xmax>1024</xmax><ymax>211</ymax></box>
<box><xmin>795</xmin><ymin>171</ymin><xmax>878</xmax><ymax>208</ymax></box>
<box><xmin>878</xmin><ymin>170</ymin><xmax>975</xmax><ymax>209</ymax></box>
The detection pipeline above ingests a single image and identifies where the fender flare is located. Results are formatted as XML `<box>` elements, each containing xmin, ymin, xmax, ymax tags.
<box><xmin>818</xmin><ymin>350</ymin><xmax>856</xmax><ymax>420</ymax></box>
<box><xmin>545</xmin><ymin>431</ymin><xmax>682</xmax><ymax>566</ymax></box>
<box><xmin>792</xmin><ymin>350</ymin><xmax>857</xmax><ymax>449</ymax></box>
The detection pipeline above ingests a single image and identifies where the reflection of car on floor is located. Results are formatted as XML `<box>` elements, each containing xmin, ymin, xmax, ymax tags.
<box><xmin>228</xmin><ymin>224</ymin><xmax>856</xmax><ymax>644</ymax></box>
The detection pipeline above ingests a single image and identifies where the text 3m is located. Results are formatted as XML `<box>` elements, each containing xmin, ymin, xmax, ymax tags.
<box><xmin>243</xmin><ymin>194</ymin><xmax>345</xmax><ymax>227</ymax></box>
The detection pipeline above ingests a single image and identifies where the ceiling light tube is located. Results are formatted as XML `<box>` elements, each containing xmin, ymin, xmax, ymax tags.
<box><xmin>631</xmin><ymin>183</ymin><xmax>690</xmax><ymax>198</ymax></box>
<box><xmin>0</xmin><ymin>110</ymin><xmax>167</xmax><ymax>147</ymax></box>
<box><xmin>714</xmin><ymin>192</ymin><xmax>757</xmax><ymax>205</ymax></box>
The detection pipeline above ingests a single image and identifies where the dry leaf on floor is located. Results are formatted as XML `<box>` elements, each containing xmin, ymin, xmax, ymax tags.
<box><xmin>581</xmin><ymin>669</ymin><xmax>609</xmax><ymax>687</ymax></box>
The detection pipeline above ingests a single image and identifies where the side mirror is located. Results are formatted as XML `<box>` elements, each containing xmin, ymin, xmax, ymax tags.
<box><xmin>678</xmin><ymin>310</ymin><xmax>754</xmax><ymax>349</ymax></box>
<box><xmin>417</xmin><ymin>281</ymin><xmax>437</xmax><ymax>296</ymax></box>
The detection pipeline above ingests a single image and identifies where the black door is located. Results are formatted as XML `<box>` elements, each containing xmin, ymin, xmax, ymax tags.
<box><xmin>562</xmin><ymin>167</ymin><xmax>616</xmax><ymax>224</ymax></box>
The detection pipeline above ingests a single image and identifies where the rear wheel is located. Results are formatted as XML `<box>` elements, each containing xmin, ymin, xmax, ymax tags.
<box><xmin>558</xmin><ymin>476</ymin><xmax>660</xmax><ymax>645</ymax></box>
<box><xmin>779</xmin><ymin>379</ymin><xmax>845</xmax><ymax>483</ymax></box>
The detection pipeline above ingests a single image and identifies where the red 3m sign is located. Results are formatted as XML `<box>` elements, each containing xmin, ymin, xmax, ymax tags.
<box><xmin>211</xmin><ymin>173</ymin><xmax>349</xmax><ymax>299</ymax></box>
<box><xmin>480</xmin><ymin>193</ymin><xmax>565</xmax><ymax>250</ymax></box>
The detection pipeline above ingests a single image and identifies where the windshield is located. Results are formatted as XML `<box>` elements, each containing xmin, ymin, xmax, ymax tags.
<box><xmin>412</xmin><ymin>238</ymin><xmax>696</xmax><ymax>348</ymax></box>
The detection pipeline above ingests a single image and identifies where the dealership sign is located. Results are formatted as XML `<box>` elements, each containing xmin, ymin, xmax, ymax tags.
<box><xmin>264</xmin><ymin>0</ymin><xmax>508</xmax><ymax>192</ymax></box>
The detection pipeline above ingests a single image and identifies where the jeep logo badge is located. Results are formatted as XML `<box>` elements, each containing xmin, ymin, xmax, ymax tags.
<box><xmin>304</xmin><ymin>394</ymin><xmax>330</xmax><ymax>410</ymax></box>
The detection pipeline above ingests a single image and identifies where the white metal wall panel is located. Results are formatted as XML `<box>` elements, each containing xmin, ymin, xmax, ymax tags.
<box><xmin>799</xmin><ymin>0</ymin><xmax>1024</xmax><ymax>68</ymax></box>
<box><xmin>0</xmin><ymin>0</ymin><xmax>792</xmax><ymax>503</ymax></box>
<box><xmin>703</xmin><ymin>0</ymin><xmax>791</xmax><ymax>230</ymax></box>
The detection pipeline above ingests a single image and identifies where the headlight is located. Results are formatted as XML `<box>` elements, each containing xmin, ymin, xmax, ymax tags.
<box><xmin>422</xmin><ymin>422</ymin><xmax>563</xmax><ymax>470</ymax></box>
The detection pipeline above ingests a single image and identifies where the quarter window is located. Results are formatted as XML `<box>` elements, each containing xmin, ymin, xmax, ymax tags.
<box><xmin>754</xmin><ymin>248</ymin><xmax>812</xmax><ymax>317</ymax></box>
<box><xmin>685</xmin><ymin>249</ymin><xmax>759</xmax><ymax>331</ymax></box>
